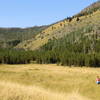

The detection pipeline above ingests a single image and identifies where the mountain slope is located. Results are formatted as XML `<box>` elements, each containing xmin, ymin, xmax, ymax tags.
<box><xmin>0</xmin><ymin>1</ymin><xmax>100</xmax><ymax>67</ymax></box>
<box><xmin>16</xmin><ymin>1</ymin><xmax>100</xmax><ymax>50</ymax></box>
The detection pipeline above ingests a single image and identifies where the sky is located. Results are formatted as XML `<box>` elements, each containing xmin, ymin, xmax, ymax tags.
<box><xmin>0</xmin><ymin>0</ymin><xmax>98</xmax><ymax>28</ymax></box>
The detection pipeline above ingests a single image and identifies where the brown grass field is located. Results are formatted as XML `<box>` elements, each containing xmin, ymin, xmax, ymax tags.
<box><xmin>0</xmin><ymin>64</ymin><xmax>100</xmax><ymax>100</ymax></box>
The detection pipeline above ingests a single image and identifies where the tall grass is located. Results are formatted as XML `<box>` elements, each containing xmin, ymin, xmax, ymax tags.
<box><xmin>0</xmin><ymin>81</ymin><xmax>90</xmax><ymax>100</ymax></box>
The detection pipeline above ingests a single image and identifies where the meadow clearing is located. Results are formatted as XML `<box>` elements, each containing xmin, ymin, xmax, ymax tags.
<box><xmin>0</xmin><ymin>64</ymin><xmax>100</xmax><ymax>100</ymax></box>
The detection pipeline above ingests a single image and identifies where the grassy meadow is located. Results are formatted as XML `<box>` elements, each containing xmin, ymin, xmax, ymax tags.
<box><xmin>0</xmin><ymin>64</ymin><xmax>100</xmax><ymax>100</ymax></box>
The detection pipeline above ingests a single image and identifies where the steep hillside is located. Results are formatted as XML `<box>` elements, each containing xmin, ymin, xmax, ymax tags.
<box><xmin>0</xmin><ymin>26</ymin><xmax>48</xmax><ymax>48</ymax></box>
<box><xmin>16</xmin><ymin>1</ymin><xmax>100</xmax><ymax>50</ymax></box>
<box><xmin>76</xmin><ymin>0</ymin><xmax>100</xmax><ymax>17</ymax></box>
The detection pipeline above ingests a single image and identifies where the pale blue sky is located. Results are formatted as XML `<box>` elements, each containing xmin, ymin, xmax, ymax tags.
<box><xmin>0</xmin><ymin>0</ymin><xmax>98</xmax><ymax>28</ymax></box>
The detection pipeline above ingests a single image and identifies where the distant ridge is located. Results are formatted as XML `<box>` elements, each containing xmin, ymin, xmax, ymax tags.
<box><xmin>0</xmin><ymin>26</ymin><xmax>48</xmax><ymax>48</ymax></box>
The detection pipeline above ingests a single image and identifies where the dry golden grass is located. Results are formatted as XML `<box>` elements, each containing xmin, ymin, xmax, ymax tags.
<box><xmin>0</xmin><ymin>64</ymin><xmax>100</xmax><ymax>100</ymax></box>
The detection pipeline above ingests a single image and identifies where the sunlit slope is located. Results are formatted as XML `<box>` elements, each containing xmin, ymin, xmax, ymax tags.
<box><xmin>16</xmin><ymin>10</ymin><xmax>100</xmax><ymax>50</ymax></box>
